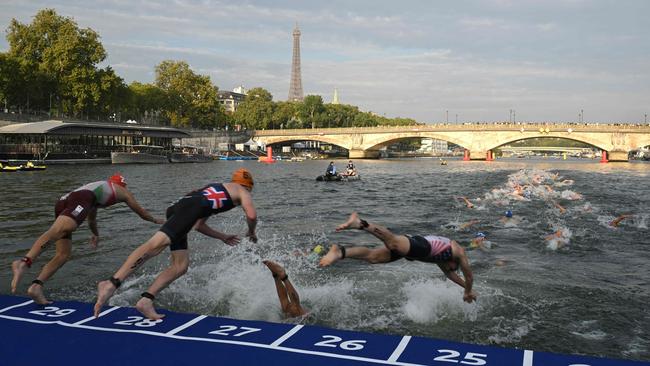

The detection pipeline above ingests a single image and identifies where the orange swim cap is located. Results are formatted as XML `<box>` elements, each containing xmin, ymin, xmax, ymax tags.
<box><xmin>231</xmin><ymin>168</ymin><xmax>254</xmax><ymax>190</ymax></box>
<box><xmin>109</xmin><ymin>173</ymin><xmax>127</xmax><ymax>187</ymax></box>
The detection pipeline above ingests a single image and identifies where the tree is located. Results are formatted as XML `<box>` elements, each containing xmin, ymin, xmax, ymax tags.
<box><xmin>0</xmin><ymin>53</ymin><xmax>23</xmax><ymax>111</ymax></box>
<box><xmin>300</xmin><ymin>95</ymin><xmax>325</xmax><ymax>128</ymax></box>
<box><xmin>272</xmin><ymin>101</ymin><xmax>299</xmax><ymax>129</ymax></box>
<box><xmin>324</xmin><ymin>104</ymin><xmax>359</xmax><ymax>128</ymax></box>
<box><xmin>154</xmin><ymin>60</ymin><xmax>223</xmax><ymax>128</ymax></box>
<box><xmin>233</xmin><ymin>87</ymin><xmax>275</xmax><ymax>129</ymax></box>
<box><xmin>6</xmin><ymin>8</ymin><xmax>111</xmax><ymax>117</ymax></box>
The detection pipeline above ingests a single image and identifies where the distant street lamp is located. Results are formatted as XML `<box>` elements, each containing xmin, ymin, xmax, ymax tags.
<box><xmin>446</xmin><ymin>110</ymin><xmax>449</xmax><ymax>123</ymax></box>
<box><xmin>455</xmin><ymin>114</ymin><xmax>458</xmax><ymax>124</ymax></box>
<box><xmin>509</xmin><ymin>109</ymin><xmax>513</xmax><ymax>123</ymax></box>
<box><xmin>645</xmin><ymin>113</ymin><xmax>647</xmax><ymax>123</ymax></box>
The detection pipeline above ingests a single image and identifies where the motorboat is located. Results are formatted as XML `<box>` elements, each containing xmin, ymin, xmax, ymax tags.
<box><xmin>169</xmin><ymin>145</ymin><xmax>212</xmax><ymax>163</ymax></box>
<box><xmin>111</xmin><ymin>145</ymin><xmax>169</xmax><ymax>164</ymax></box>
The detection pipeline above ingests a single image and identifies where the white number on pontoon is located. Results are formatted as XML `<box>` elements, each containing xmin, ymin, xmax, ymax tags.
<box><xmin>434</xmin><ymin>349</ymin><xmax>487</xmax><ymax>365</ymax></box>
<box><xmin>29</xmin><ymin>306</ymin><xmax>76</xmax><ymax>317</ymax></box>
<box><xmin>314</xmin><ymin>335</ymin><xmax>366</xmax><ymax>351</ymax></box>
<box><xmin>209</xmin><ymin>325</ymin><xmax>261</xmax><ymax>337</ymax></box>
<box><xmin>113</xmin><ymin>316</ymin><xmax>163</xmax><ymax>327</ymax></box>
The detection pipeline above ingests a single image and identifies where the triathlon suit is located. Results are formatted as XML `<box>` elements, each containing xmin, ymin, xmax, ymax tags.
<box><xmin>390</xmin><ymin>234</ymin><xmax>456</xmax><ymax>266</ymax></box>
<box><xmin>160</xmin><ymin>183</ymin><xmax>235</xmax><ymax>251</ymax></box>
<box><xmin>54</xmin><ymin>181</ymin><xmax>119</xmax><ymax>237</ymax></box>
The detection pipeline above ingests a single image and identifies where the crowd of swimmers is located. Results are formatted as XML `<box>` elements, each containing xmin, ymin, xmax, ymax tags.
<box><xmin>9</xmin><ymin>168</ymin><xmax>474</xmax><ymax>321</ymax></box>
<box><xmin>8</xmin><ymin>167</ymin><xmax>639</xmax><ymax>320</ymax></box>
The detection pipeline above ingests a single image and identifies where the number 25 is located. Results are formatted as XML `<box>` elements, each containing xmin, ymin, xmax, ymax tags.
<box><xmin>434</xmin><ymin>349</ymin><xmax>487</xmax><ymax>365</ymax></box>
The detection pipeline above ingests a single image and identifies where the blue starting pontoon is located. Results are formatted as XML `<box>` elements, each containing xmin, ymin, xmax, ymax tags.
<box><xmin>0</xmin><ymin>295</ymin><xmax>646</xmax><ymax>366</ymax></box>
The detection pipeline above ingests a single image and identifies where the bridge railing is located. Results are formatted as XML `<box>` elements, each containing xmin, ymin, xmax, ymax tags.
<box><xmin>253</xmin><ymin>122</ymin><xmax>650</xmax><ymax>136</ymax></box>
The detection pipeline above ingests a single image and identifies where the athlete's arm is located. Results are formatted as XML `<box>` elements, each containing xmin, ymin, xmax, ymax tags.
<box><xmin>457</xmin><ymin>254</ymin><xmax>476</xmax><ymax>302</ymax></box>
<box><xmin>194</xmin><ymin>218</ymin><xmax>240</xmax><ymax>245</ymax></box>
<box><xmin>239</xmin><ymin>189</ymin><xmax>258</xmax><ymax>243</ymax></box>
<box><xmin>88</xmin><ymin>208</ymin><xmax>99</xmax><ymax>248</ymax></box>
<box><xmin>121</xmin><ymin>190</ymin><xmax>164</xmax><ymax>224</ymax></box>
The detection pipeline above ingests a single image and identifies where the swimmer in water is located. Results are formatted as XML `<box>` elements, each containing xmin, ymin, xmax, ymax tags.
<box><xmin>320</xmin><ymin>212</ymin><xmax>476</xmax><ymax>304</ymax></box>
<box><xmin>263</xmin><ymin>260</ymin><xmax>309</xmax><ymax>319</ymax></box>
<box><xmin>458</xmin><ymin>197</ymin><xmax>475</xmax><ymax>209</ymax></box>
<box><xmin>552</xmin><ymin>201</ymin><xmax>566</xmax><ymax>214</ymax></box>
<box><xmin>459</xmin><ymin>219</ymin><xmax>481</xmax><ymax>231</ymax></box>
<box><xmin>610</xmin><ymin>214</ymin><xmax>633</xmax><ymax>228</ymax></box>
<box><xmin>469</xmin><ymin>232</ymin><xmax>491</xmax><ymax>251</ymax></box>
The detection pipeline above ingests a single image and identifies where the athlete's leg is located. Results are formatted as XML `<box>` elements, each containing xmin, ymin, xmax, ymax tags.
<box><xmin>94</xmin><ymin>231</ymin><xmax>171</xmax><ymax>317</ymax></box>
<box><xmin>135</xmin><ymin>249</ymin><xmax>189</xmax><ymax>320</ymax></box>
<box><xmin>319</xmin><ymin>244</ymin><xmax>393</xmax><ymax>267</ymax></box>
<box><xmin>27</xmin><ymin>238</ymin><xmax>72</xmax><ymax>304</ymax></box>
<box><xmin>11</xmin><ymin>215</ymin><xmax>77</xmax><ymax>293</ymax></box>
<box><xmin>263</xmin><ymin>261</ymin><xmax>290</xmax><ymax>312</ymax></box>
<box><xmin>335</xmin><ymin>212</ymin><xmax>410</xmax><ymax>255</ymax></box>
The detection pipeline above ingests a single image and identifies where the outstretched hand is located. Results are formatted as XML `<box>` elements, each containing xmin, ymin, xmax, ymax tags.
<box><xmin>463</xmin><ymin>291</ymin><xmax>477</xmax><ymax>304</ymax></box>
<box><xmin>89</xmin><ymin>235</ymin><xmax>99</xmax><ymax>249</ymax></box>
<box><xmin>221</xmin><ymin>234</ymin><xmax>240</xmax><ymax>246</ymax></box>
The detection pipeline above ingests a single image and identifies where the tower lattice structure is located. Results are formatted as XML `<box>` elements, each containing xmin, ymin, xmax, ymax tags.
<box><xmin>288</xmin><ymin>24</ymin><xmax>304</xmax><ymax>101</ymax></box>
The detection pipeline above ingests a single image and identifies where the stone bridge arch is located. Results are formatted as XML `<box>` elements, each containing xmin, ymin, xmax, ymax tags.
<box><xmin>486</xmin><ymin>133</ymin><xmax>609</xmax><ymax>151</ymax></box>
<box><xmin>360</xmin><ymin>132</ymin><xmax>469</xmax><ymax>151</ymax></box>
<box><xmin>255</xmin><ymin>135</ymin><xmax>352</xmax><ymax>150</ymax></box>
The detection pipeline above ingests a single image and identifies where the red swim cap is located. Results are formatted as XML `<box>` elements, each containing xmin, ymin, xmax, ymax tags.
<box><xmin>109</xmin><ymin>173</ymin><xmax>127</xmax><ymax>187</ymax></box>
<box><xmin>231</xmin><ymin>168</ymin><xmax>253</xmax><ymax>190</ymax></box>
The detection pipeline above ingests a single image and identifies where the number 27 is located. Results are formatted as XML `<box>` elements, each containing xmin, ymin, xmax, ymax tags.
<box><xmin>434</xmin><ymin>349</ymin><xmax>487</xmax><ymax>365</ymax></box>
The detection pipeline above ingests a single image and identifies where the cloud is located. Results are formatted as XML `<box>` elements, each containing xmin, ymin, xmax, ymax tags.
<box><xmin>1</xmin><ymin>0</ymin><xmax>648</xmax><ymax>122</ymax></box>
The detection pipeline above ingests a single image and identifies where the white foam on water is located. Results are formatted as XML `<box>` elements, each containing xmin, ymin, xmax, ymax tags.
<box><xmin>560</xmin><ymin>190</ymin><xmax>583</xmax><ymax>201</ymax></box>
<box><xmin>400</xmin><ymin>278</ymin><xmax>479</xmax><ymax>323</ymax></box>
<box><xmin>487</xmin><ymin>318</ymin><xmax>534</xmax><ymax>344</ymax></box>
<box><xmin>570</xmin><ymin>330</ymin><xmax>608</xmax><ymax>340</ymax></box>
<box><xmin>544</xmin><ymin>226</ymin><xmax>572</xmax><ymax>250</ymax></box>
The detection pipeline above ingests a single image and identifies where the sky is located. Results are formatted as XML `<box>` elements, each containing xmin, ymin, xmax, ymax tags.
<box><xmin>1</xmin><ymin>0</ymin><xmax>649</xmax><ymax>123</ymax></box>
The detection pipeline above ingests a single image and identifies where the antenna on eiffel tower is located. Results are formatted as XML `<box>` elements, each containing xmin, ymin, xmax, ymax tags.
<box><xmin>288</xmin><ymin>23</ymin><xmax>304</xmax><ymax>102</ymax></box>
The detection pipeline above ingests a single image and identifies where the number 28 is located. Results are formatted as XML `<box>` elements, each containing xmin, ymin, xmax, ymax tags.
<box><xmin>434</xmin><ymin>349</ymin><xmax>487</xmax><ymax>365</ymax></box>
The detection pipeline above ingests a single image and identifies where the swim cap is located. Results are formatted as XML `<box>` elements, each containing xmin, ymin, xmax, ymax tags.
<box><xmin>231</xmin><ymin>168</ymin><xmax>254</xmax><ymax>190</ymax></box>
<box><xmin>505</xmin><ymin>210</ymin><xmax>513</xmax><ymax>218</ymax></box>
<box><xmin>475</xmin><ymin>232</ymin><xmax>486</xmax><ymax>238</ymax></box>
<box><xmin>108</xmin><ymin>173</ymin><xmax>127</xmax><ymax>187</ymax></box>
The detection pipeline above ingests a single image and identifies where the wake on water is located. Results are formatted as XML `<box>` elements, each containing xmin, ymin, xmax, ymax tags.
<box><xmin>107</xmin><ymin>168</ymin><xmax>647</xmax><ymax>354</ymax></box>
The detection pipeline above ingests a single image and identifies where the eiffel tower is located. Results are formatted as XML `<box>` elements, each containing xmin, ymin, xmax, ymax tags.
<box><xmin>288</xmin><ymin>24</ymin><xmax>304</xmax><ymax>101</ymax></box>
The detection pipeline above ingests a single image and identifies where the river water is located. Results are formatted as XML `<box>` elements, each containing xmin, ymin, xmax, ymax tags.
<box><xmin>1</xmin><ymin>158</ymin><xmax>648</xmax><ymax>362</ymax></box>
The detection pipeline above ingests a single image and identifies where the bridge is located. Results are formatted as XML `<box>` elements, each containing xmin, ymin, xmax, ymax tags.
<box><xmin>252</xmin><ymin>123</ymin><xmax>650</xmax><ymax>162</ymax></box>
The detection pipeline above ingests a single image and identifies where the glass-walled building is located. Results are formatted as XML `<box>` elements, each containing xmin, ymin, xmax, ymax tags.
<box><xmin>0</xmin><ymin>120</ymin><xmax>190</xmax><ymax>160</ymax></box>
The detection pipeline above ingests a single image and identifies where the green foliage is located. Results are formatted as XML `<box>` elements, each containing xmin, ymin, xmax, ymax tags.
<box><xmin>232</xmin><ymin>87</ymin><xmax>276</xmax><ymax>129</ymax></box>
<box><xmin>5</xmin><ymin>8</ymin><xmax>112</xmax><ymax>117</ymax></box>
<box><xmin>154</xmin><ymin>60</ymin><xmax>224</xmax><ymax>128</ymax></box>
<box><xmin>0</xmin><ymin>8</ymin><xmax>425</xmax><ymax>128</ymax></box>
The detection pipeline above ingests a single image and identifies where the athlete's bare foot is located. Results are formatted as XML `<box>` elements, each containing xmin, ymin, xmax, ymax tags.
<box><xmin>136</xmin><ymin>297</ymin><xmax>165</xmax><ymax>320</ymax></box>
<box><xmin>319</xmin><ymin>244</ymin><xmax>343</xmax><ymax>267</ymax></box>
<box><xmin>263</xmin><ymin>260</ymin><xmax>287</xmax><ymax>279</ymax></box>
<box><xmin>336</xmin><ymin>212</ymin><xmax>362</xmax><ymax>232</ymax></box>
<box><xmin>94</xmin><ymin>280</ymin><xmax>117</xmax><ymax>317</ymax></box>
<box><xmin>27</xmin><ymin>282</ymin><xmax>52</xmax><ymax>305</ymax></box>
<box><xmin>11</xmin><ymin>260</ymin><xmax>27</xmax><ymax>293</ymax></box>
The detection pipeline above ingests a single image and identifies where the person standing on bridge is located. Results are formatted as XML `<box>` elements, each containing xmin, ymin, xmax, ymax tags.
<box><xmin>10</xmin><ymin>174</ymin><xmax>164</xmax><ymax>305</ymax></box>
<box><xmin>94</xmin><ymin>168</ymin><xmax>258</xmax><ymax>320</ymax></box>
<box><xmin>319</xmin><ymin>212</ymin><xmax>477</xmax><ymax>304</ymax></box>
